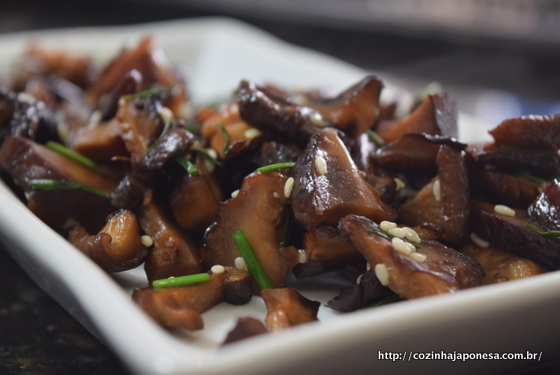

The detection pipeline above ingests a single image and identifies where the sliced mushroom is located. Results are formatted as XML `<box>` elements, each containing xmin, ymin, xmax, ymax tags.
<box><xmin>222</xmin><ymin>317</ymin><xmax>268</xmax><ymax>345</ymax></box>
<box><xmin>376</xmin><ymin>92</ymin><xmax>457</xmax><ymax>143</ymax></box>
<box><xmin>528</xmin><ymin>179</ymin><xmax>560</xmax><ymax>231</ymax></box>
<box><xmin>132</xmin><ymin>267</ymin><xmax>252</xmax><ymax>330</ymax></box>
<box><xmin>339</xmin><ymin>214</ymin><xmax>484</xmax><ymax>299</ymax></box>
<box><xmin>261</xmin><ymin>288</ymin><xmax>320</xmax><ymax>332</ymax></box>
<box><xmin>398</xmin><ymin>145</ymin><xmax>470</xmax><ymax>245</ymax></box>
<box><xmin>68</xmin><ymin>209</ymin><xmax>149</xmax><ymax>272</ymax></box>
<box><xmin>470</xmin><ymin>169</ymin><xmax>542</xmax><ymax>208</ymax></box>
<box><xmin>461</xmin><ymin>243</ymin><xmax>549</xmax><ymax>285</ymax></box>
<box><xmin>291</xmin><ymin>128</ymin><xmax>397</xmax><ymax>229</ymax></box>
<box><xmin>471</xmin><ymin>200</ymin><xmax>560</xmax><ymax>270</ymax></box>
<box><xmin>489</xmin><ymin>113</ymin><xmax>560</xmax><ymax>150</ymax></box>
<box><xmin>139</xmin><ymin>200</ymin><xmax>202</xmax><ymax>281</ymax></box>
<box><xmin>203</xmin><ymin>170</ymin><xmax>299</xmax><ymax>288</ymax></box>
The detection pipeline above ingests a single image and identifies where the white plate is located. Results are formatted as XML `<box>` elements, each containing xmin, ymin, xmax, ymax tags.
<box><xmin>0</xmin><ymin>17</ymin><xmax>557</xmax><ymax>375</ymax></box>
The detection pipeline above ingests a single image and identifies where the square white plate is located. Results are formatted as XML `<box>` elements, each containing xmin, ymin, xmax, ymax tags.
<box><xmin>0</xmin><ymin>17</ymin><xmax>557</xmax><ymax>375</ymax></box>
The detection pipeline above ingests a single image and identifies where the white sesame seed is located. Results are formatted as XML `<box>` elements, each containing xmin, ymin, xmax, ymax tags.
<box><xmin>284</xmin><ymin>177</ymin><xmax>295</xmax><ymax>198</ymax></box>
<box><xmin>392</xmin><ymin>237</ymin><xmax>415</xmax><ymax>255</ymax></box>
<box><xmin>273</xmin><ymin>192</ymin><xmax>281</xmax><ymax>199</ymax></box>
<box><xmin>158</xmin><ymin>106</ymin><xmax>174</xmax><ymax>125</ymax></box>
<box><xmin>309</xmin><ymin>112</ymin><xmax>328</xmax><ymax>127</ymax></box>
<box><xmin>234</xmin><ymin>257</ymin><xmax>248</xmax><ymax>272</ymax></box>
<box><xmin>409</xmin><ymin>252</ymin><xmax>427</xmax><ymax>263</ymax></box>
<box><xmin>141</xmin><ymin>235</ymin><xmax>154</xmax><ymax>247</ymax></box>
<box><xmin>314</xmin><ymin>156</ymin><xmax>328</xmax><ymax>175</ymax></box>
<box><xmin>432</xmin><ymin>179</ymin><xmax>441</xmax><ymax>202</ymax></box>
<box><xmin>211</xmin><ymin>265</ymin><xmax>225</xmax><ymax>274</ymax></box>
<box><xmin>394</xmin><ymin>178</ymin><xmax>406</xmax><ymax>191</ymax></box>
<box><xmin>470</xmin><ymin>233</ymin><xmax>490</xmax><ymax>248</ymax></box>
<box><xmin>298</xmin><ymin>249</ymin><xmax>308</xmax><ymax>263</ymax></box>
<box><xmin>403</xmin><ymin>227</ymin><xmax>421</xmax><ymax>244</ymax></box>
<box><xmin>366</xmin><ymin>262</ymin><xmax>371</xmax><ymax>271</ymax></box>
<box><xmin>206</xmin><ymin>148</ymin><xmax>218</xmax><ymax>160</ymax></box>
<box><xmin>231</xmin><ymin>189</ymin><xmax>239</xmax><ymax>199</ymax></box>
<box><xmin>374</xmin><ymin>263</ymin><xmax>390</xmax><ymax>286</ymax></box>
<box><xmin>17</xmin><ymin>92</ymin><xmax>37</xmax><ymax>104</ymax></box>
<box><xmin>244</xmin><ymin>128</ymin><xmax>261</xmax><ymax>140</ymax></box>
<box><xmin>87</xmin><ymin>110</ymin><xmax>102</xmax><ymax>127</ymax></box>
<box><xmin>380</xmin><ymin>220</ymin><xmax>398</xmax><ymax>232</ymax></box>
<box><xmin>356</xmin><ymin>273</ymin><xmax>363</xmax><ymax>284</ymax></box>
<box><xmin>229</xmin><ymin>103</ymin><xmax>239</xmax><ymax>114</ymax></box>
<box><xmin>494</xmin><ymin>204</ymin><xmax>516</xmax><ymax>217</ymax></box>
<box><xmin>388</xmin><ymin>227</ymin><xmax>406</xmax><ymax>238</ymax></box>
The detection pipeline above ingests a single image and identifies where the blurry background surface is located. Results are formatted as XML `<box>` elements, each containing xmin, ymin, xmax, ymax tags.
<box><xmin>1</xmin><ymin>0</ymin><xmax>560</xmax><ymax>374</ymax></box>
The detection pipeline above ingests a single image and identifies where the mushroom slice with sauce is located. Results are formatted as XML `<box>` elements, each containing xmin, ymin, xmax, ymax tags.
<box><xmin>222</xmin><ymin>317</ymin><xmax>268</xmax><ymax>345</ymax></box>
<box><xmin>139</xmin><ymin>200</ymin><xmax>202</xmax><ymax>281</ymax></box>
<box><xmin>68</xmin><ymin>209</ymin><xmax>149</xmax><ymax>273</ymax></box>
<box><xmin>291</xmin><ymin>127</ymin><xmax>397</xmax><ymax>230</ymax></box>
<box><xmin>203</xmin><ymin>170</ymin><xmax>299</xmax><ymax>288</ymax></box>
<box><xmin>489</xmin><ymin>113</ymin><xmax>560</xmax><ymax>150</ymax></box>
<box><xmin>376</xmin><ymin>92</ymin><xmax>458</xmax><ymax>143</ymax></box>
<box><xmin>398</xmin><ymin>144</ymin><xmax>470</xmax><ymax>246</ymax></box>
<box><xmin>338</xmin><ymin>215</ymin><xmax>484</xmax><ymax>299</ymax></box>
<box><xmin>133</xmin><ymin>267</ymin><xmax>252</xmax><ymax>331</ymax></box>
<box><xmin>261</xmin><ymin>288</ymin><xmax>320</xmax><ymax>333</ymax></box>
<box><xmin>327</xmin><ymin>269</ymin><xmax>394</xmax><ymax>312</ymax></box>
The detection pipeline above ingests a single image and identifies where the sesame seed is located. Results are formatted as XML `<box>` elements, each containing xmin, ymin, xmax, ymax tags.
<box><xmin>356</xmin><ymin>273</ymin><xmax>363</xmax><ymax>284</ymax></box>
<box><xmin>234</xmin><ymin>257</ymin><xmax>248</xmax><ymax>272</ymax></box>
<box><xmin>231</xmin><ymin>189</ymin><xmax>239</xmax><ymax>199</ymax></box>
<box><xmin>158</xmin><ymin>106</ymin><xmax>174</xmax><ymax>125</ymax></box>
<box><xmin>229</xmin><ymin>103</ymin><xmax>239</xmax><ymax>114</ymax></box>
<box><xmin>394</xmin><ymin>178</ymin><xmax>406</xmax><ymax>191</ymax></box>
<box><xmin>403</xmin><ymin>227</ymin><xmax>421</xmax><ymax>244</ymax></box>
<box><xmin>17</xmin><ymin>92</ymin><xmax>37</xmax><ymax>104</ymax></box>
<box><xmin>87</xmin><ymin>110</ymin><xmax>102</xmax><ymax>127</ymax></box>
<box><xmin>470</xmin><ymin>233</ymin><xmax>490</xmax><ymax>248</ymax></box>
<box><xmin>409</xmin><ymin>252</ymin><xmax>427</xmax><ymax>262</ymax></box>
<box><xmin>211</xmin><ymin>265</ymin><xmax>225</xmax><ymax>274</ymax></box>
<box><xmin>273</xmin><ymin>192</ymin><xmax>281</xmax><ymax>199</ymax></box>
<box><xmin>206</xmin><ymin>148</ymin><xmax>218</xmax><ymax>160</ymax></box>
<box><xmin>309</xmin><ymin>112</ymin><xmax>328</xmax><ymax>127</ymax></box>
<box><xmin>392</xmin><ymin>237</ymin><xmax>415</xmax><ymax>255</ymax></box>
<box><xmin>494</xmin><ymin>204</ymin><xmax>516</xmax><ymax>217</ymax></box>
<box><xmin>244</xmin><ymin>128</ymin><xmax>261</xmax><ymax>140</ymax></box>
<box><xmin>380</xmin><ymin>220</ymin><xmax>398</xmax><ymax>232</ymax></box>
<box><xmin>298</xmin><ymin>249</ymin><xmax>308</xmax><ymax>263</ymax></box>
<box><xmin>388</xmin><ymin>227</ymin><xmax>406</xmax><ymax>238</ymax></box>
<box><xmin>141</xmin><ymin>235</ymin><xmax>154</xmax><ymax>247</ymax></box>
<box><xmin>284</xmin><ymin>177</ymin><xmax>295</xmax><ymax>198</ymax></box>
<box><xmin>366</xmin><ymin>262</ymin><xmax>371</xmax><ymax>271</ymax></box>
<box><xmin>374</xmin><ymin>263</ymin><xmax>390</xmax><ymax>286</ymax></box>
<box><xmin>432</xmin><ymin>179</ymin><xmax>441</xmax><ymax>202</ymax></box>
<box><xmin>314</xmin><ymin>156</ymin><xmax>328</xmax><ymax>175</ymax></box>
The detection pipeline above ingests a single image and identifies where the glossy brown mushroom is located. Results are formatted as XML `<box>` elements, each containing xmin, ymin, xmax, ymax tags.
<box><xmin>261</xmin><ymin>288</ymin><xmax>320</xmax><ymax>332</ymax></box>
<box><xmin>133</xmin><ymin>267</ymin><xmax>252</xmax><ymax>330</ymax></box>
<box><xmin>291</xmin><ymin>128</ymin><xmax>397</xmax><ymax>229</ymax></box>
<box><xmin>339</xmin><ymin>215</ymin><xmax>484</xmax><ymax>299</ymax></box>
<box><xmin>203</xmin><ymin>170</ymin><xmax>299</xmax><ymax>288</ymax></box>
<box><xmin>222</xmin><ymin>317</ymin><xmax>268</xmax><ymax>345</ymax></box>
<box><xmin>489</xmin><ymin>113</ymin><xmax>560</xmax><ymax>150</ymax></box>
<box><xmin>68</xmin><ymin>209</ymin><xmax>149</xmax><ymax>272</ymax></box>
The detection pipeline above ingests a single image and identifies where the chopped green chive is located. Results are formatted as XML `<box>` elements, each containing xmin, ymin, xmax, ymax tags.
<box><xmin>232</xmin><ymin>230</ymin><xmax>274</xmax><ymax>290</ymax></box>
<box><xmin>217</xmin><ymin>123</ymin><xmax>230</xmax><ymax>154</ymax></box>
<box><xmin>152</xmin><ymin>273</ymin><xmax>211</xmax><ymax>289</ymax></box>
<box><xmin>525</xmin><ymin>222</ymin><xmax>560</xmax><ymax>239</ymax></box>
<box><xmin>366</xmin><ymin>130</ymin><xmax>385</xmax><ymax>147</ymax></box>
<box><xmin>175</xmin><ymin>156</ymin><xmax>199</xmax><ymax>176</ymax></box>
<box><xmin>144</xmin><ymin>112</ymin><xmax>173</xmax><ymax>156</ymax></box>
<box><xmin>257</xmin><ymin>162</ymin><xmax>296</xmax><ymax>173</ymax></box>
<box><xmin>513</xmin><ymin>172</ymin><xmax>550</xmax><ymax>184</ymax></box>
<box><xmin>368</xmin><ymin>226</ymin><xmax>421</xmax><ymax>249</ymax></box>
<box><xmin>45</xmin><ymin>141</ymin><xmax>97</xmax><ymax>170</ymax></box>
<box><xmin>124</xmin><ymin>85</ymin><xmax>175</xmax><ymax>103</ymax></box>
<box><xmin>28</xmin><ymin>179</ymin><xmax>109</xmax><ymax>198</ymax></box>
<box><xmin>191</xmin><ymin>148</ymin><xmax>224</xmax><ymax>167</ymax></box>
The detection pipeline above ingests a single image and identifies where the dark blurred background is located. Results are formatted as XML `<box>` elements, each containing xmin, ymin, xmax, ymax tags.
<box><xmin>1</xmin><ymin>0</ymin><xmax>560</xmax><ymax>374</ymax></box>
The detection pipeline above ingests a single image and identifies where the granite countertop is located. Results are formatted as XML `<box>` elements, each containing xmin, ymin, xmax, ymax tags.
<box><xmin>1</xmin><ymin>1</ymin><xmax>560</xmax><ymax>374</ymax></box>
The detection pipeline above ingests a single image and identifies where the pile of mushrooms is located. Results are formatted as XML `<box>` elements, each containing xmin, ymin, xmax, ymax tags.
<box><xmin>1</xmin><ymin>38</ymin><xmax>557</xmax><ymax>344</ymax></box>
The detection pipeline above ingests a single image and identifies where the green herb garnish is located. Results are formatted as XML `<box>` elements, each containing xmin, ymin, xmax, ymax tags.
<box><xmin>366</xmin><ymin>130</ymin><xmax>385</xmax><ymax>147</ymax></box>
<box><xmin>124</xmin><ymin>85</ymin><xmax>175</xmax><ymax>103</ymax></box>
<box><xmin>232</xmin><ymin>230</ymin><xmax>274</xmax><ymax>290</ymax></box>
<box><xmin>368</xmin><ymin>226</ymin><xmax>421</xmax><ymax>249</ymax></box>
<box><xmin>217</xmin><ymin>123</ymin><xmax>230</xmax><ymax>154</ymax></box>
<box><xmin>191</xmin><ymin>148</ymin><xmax>224</xmax><ymax>167</ymax></box>
<box><xmin>525</xmin><ymin>222</ymin><xmax>560</xmax><ymax>239</ymax></box>
<box><xmin>257</xmin><ymin>162</ymin><xmax>296</xmax><ymax>173</ymax></box>
<box><xmin>152</xmin><ymin>273</ymin><xmax>211</xmax><ymax>289</ymax></box>
<box><xmin>46</xmin><ymin>141</ymin><xmax>97</xmax><ymax>170</ymax></box>
<box><xmin>175</xmin><ymin>156</ymin><xmax>199</xmax><ymax>176</ymax></box>
<box><xmin>28</xmin><ymin>179</ymin><xmax>109</xmax><ymax>198</ymax></box>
